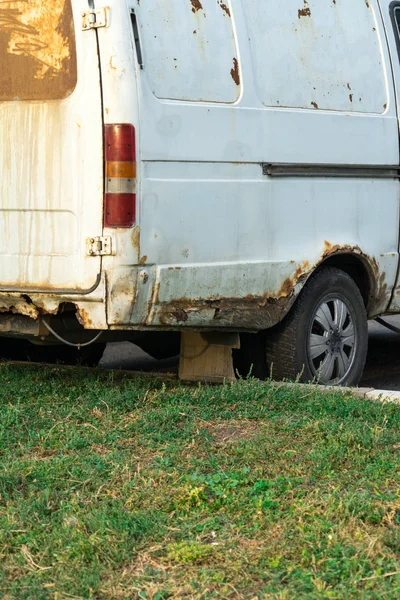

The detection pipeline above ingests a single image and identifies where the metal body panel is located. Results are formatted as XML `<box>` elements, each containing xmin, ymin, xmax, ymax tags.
<box><xmin>0</xmin><ymin>0</ymin><xmax>103</xmax><ymax>292</ymax></box>
<box><xmin>130</xmin><ymin>0</ymin><xmax>400</xmax><ymax>330</ymax></box>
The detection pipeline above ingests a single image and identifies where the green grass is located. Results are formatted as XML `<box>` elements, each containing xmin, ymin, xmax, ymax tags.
<box><xmin>1</xmin><ymin>365</ymin><xmax>400</xmax><ymax>598</ymax></box>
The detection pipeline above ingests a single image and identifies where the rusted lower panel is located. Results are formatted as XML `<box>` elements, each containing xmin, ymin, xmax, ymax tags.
<box><xmin>0</xmin><ymin>289</ymin><xmax>107</xmax><ymax>332</ymax></box>
<box><xmin>156</xmin><ymin>294</ymin><xmax>290</xmax><ymax>330</ymax></box>
<box><xmin>146</xmin><ymin>245</ymin><xmax>390</xmax><ymax>331</ymax></box>
<box><xmin>151</xmin><ymin>263</ymin><xmax>311</xmax><ymax>330</ymax></box>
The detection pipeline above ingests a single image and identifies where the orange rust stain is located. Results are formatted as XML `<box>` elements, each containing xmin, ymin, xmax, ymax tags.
<box><xmin>278</xmin><ymin>261</ymin><xmax>310</xmax><ymax>298</ymax></box>
<box><xmin>0</xmin><ymin>0</ymin><xmax>77</xmax><ymax>101</ymax></box>
<box><xmin>153</xmin><ymin>281</ymin><xmax>161</xmax><ymax>306</ymax></box>
<box><xmin>298</xmin><ymin>0</ymin><xmax>311</xmax><ymax>18</ymax></box>
<box><xmin>218</xmin><ymin>2</ymin><xmax>231</xmax><ymax>17</ymax></box>
<box><xmin>0</xmin><ymin>301</ymin><xmax>39</xmax><ymax>320</ymax></box>
<box><xmin>109</xmin><ymin>56</ymin><xmax>117</xmax><ymax>72</ymax></box>
<box><xmin>323</xmin><ymin>240</ymin><xmax>340</xmax><ymax>255</ymax></box>
<box><xmin>190</xmin><ymin>0</ymin><xmax>203</xmax><ymax>13</ymax></box>
<box><xmin>77</xmin><ymin>308</ymin><xmax>93</xmax><ymax>329</ymax></box>
<box><xmin>230</xmin><ymin>58</ymin><xmax>240</xmax><ymax>86</ymax></box>
<box><xmin>132</xmin><ymin>226</ymin><xmax>140</xmax><ymax>250</ymax></box>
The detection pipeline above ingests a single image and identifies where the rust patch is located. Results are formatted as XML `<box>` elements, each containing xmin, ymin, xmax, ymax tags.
<box><xmin>156</xmin><ymin>293</ymin><xmax>290</xmax><ymax>331</ymax></box>
<box><xmin>278</xmin><ymin>262</ymin><xmax>310</xmax><ymax>298</ymax></box>
<box><xmin>0</xmin><ymin>0</ymin><xmax>77</xmax><ymax>101</ymax></box>
<box><xmin>298</xmin><ymin>1</ymin><xmax>311</xmax><ymax>18</ymax></box>
<box><xmin>298</xmin><ymin>8</ymin><xmax>311</xmax><ymax>18</ymax></box>
<box><xmin>311</xmin><ymin>101</ymin><xmax>319</xmax><ymax>109</ymax></box>
<box><xmin>109</xmin><ymin>56</ymin><xmax>117</xmax><ymax>72</ymax></box>
<box><xmin>218</xmin><ymin>1</ymin><xmax>231</xmax><ymax>17</ymax></box>
<box><xmin>172</xmin><ymin>309</ymin><xmax>189</xmax><ymax>323</ymax></box>
<box><xmin>190</xmin><ymin>0</ymin><xmax>203</xmax><ymax>13</ymax></box>
<box><xmin>77</xmin><ymin>307</ymin><xmax>93</xmax><ymax>329</ymax></box>
<box><xmin>0</xmin><ymin>301</ymin><xmax>39</xmax><ymax>320</ymax></box>
<box><xmin>230</xmin><ymin>58</ymin><xmax>240</xmax><ymax>86</ymax></box>
<box><xmin>139</xmin><ymin>255</ymin><xmax>148</xmax><ymax>266</ymax></box>
<box><xmin>132</xmin><ymin>226</ymin><xmax>140</xmax><ymax>250</ymax></box>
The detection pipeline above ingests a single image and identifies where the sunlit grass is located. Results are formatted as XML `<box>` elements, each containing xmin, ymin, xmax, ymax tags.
<box><xmin>1</xmin><ymin>364</ymin><xmax>400</xmax><ymax>598</ymax></box>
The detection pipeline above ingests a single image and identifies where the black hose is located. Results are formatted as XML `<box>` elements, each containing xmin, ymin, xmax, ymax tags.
<box><xmin>375</xmin><ymin>317</ymin><xmax>400</xmax><ymax>335</ymax></box>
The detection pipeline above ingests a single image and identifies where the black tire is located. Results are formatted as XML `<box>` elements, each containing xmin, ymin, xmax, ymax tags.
<box><xmin>266</xmin><ymin>267</ymin><xmax>368</xmax><ymax>386</ymax></box>
<box><xmin>233</xmin><ymin>332</ymin><xmax>268</xmax><ymax>379</ymax></box>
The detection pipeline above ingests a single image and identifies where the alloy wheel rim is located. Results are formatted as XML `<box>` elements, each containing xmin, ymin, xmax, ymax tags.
<box><xmin>307</xmin><ymin>297</ymin><xmax>357</xmax><ymax>385</ymax></box>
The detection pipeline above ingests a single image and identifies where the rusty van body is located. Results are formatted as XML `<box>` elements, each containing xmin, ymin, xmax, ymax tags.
<box><xmin>1</xmin><ymin>0</ymin><xmax>400</xmax><ymax>385</ymax></box>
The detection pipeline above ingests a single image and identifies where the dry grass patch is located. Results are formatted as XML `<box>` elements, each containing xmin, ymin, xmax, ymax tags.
<box><xmin>200</xmin><ymin>419</ymin><xmax>264</xmax><ymax>445</ymax></box>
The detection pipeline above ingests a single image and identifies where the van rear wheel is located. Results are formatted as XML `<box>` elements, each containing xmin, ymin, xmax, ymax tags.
<box><xmin>266</xmin><ymin>267</ymin><xmax>368</xmax><ymax>386</ymax></box>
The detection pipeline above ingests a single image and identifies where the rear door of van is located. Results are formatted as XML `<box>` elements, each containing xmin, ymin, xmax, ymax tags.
<box><xmin>0</xmin><ymin>0</ymin><xmax>104</xmax><ymax>293</ymax></box>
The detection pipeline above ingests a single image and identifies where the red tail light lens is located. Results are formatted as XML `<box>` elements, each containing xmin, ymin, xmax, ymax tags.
<box><xmin>105</xmin><ymin>123</ymin><xmax>136</xmax><ymax>162</ymax></box>
<box><xmin>104</xmin><ymin>124</ymin><xmax>136</xmax><ymax>228</ymax></box>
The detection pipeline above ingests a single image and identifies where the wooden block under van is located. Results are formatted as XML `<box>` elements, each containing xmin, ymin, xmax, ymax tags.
<box><xmin>179</xmin><ymin>332</ymin><xmax>240</xmax><ymax>384</ymax></box>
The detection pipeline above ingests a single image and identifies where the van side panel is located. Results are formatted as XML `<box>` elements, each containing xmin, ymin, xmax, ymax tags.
<box><xmin>125</xmin><ymin>0</ymin><xmax>399</xmax><ymax>330</ymax></box>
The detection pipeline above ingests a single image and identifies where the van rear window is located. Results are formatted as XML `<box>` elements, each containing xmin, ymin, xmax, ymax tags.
<box><xmin>0</xmin><ymin>1</ymin><xmax>77</xmax><ymax>102</ymax></box>
<box><xmin>392</xmin><ymin>6</ymin><xmax>400</xmax><ymax>48</ymax></box>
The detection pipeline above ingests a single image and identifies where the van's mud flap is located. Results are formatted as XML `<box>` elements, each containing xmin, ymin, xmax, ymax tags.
<box><xmin>179</xmin><ymin>332</ymin><xmax>240</xmax><ymax>384</ymax></box>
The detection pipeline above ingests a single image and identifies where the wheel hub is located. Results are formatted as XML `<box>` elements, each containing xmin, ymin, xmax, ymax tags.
<box><xmin>308</xmin><ymin>298</ymin><xmax>356</xmax><ymax>385</ymax></box>
<box><xmin>328</xmin><ymin>329</ymin><xmax>342</xmax><ymax>352</ymax></box>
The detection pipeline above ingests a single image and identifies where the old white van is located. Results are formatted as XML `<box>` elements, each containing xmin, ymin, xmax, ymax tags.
<box><xmin>1</xmin><ymin>0</ymin><xmax>400</xmax><ymax>385</ymax></box>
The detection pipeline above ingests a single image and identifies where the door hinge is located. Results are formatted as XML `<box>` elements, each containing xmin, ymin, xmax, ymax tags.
<box><xmin>82</xmin><ymin>7</ymin><xmax>109</xmax><ymax>31</ymax></box>
<box><xmin>86</xmin><ymin>236</ymin><xmax>112</xmax><ymax>257</ymax></box>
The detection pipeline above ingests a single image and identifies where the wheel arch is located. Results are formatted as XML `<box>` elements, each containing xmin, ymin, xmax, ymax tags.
<box><xmin>310</xmin><ymin>250</ymin><xmax>383</xmax><ymax>317</ymax></box>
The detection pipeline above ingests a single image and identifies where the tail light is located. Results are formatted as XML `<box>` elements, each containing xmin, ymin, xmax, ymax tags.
<box><xmin>104</xmin><ymin>124</ymin><xmax>136</xmax><ymax>228</ymax></box>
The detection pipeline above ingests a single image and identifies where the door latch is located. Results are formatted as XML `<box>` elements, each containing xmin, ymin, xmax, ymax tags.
<box><xmin>86</xmin><ymin>236</ymin><xmax>113</xmax><ymax>257</ymax></box>
<box><xmin>82</xmin><ymin>8</ymin><xmax>109</xmax><ymax>31</ymax></box>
